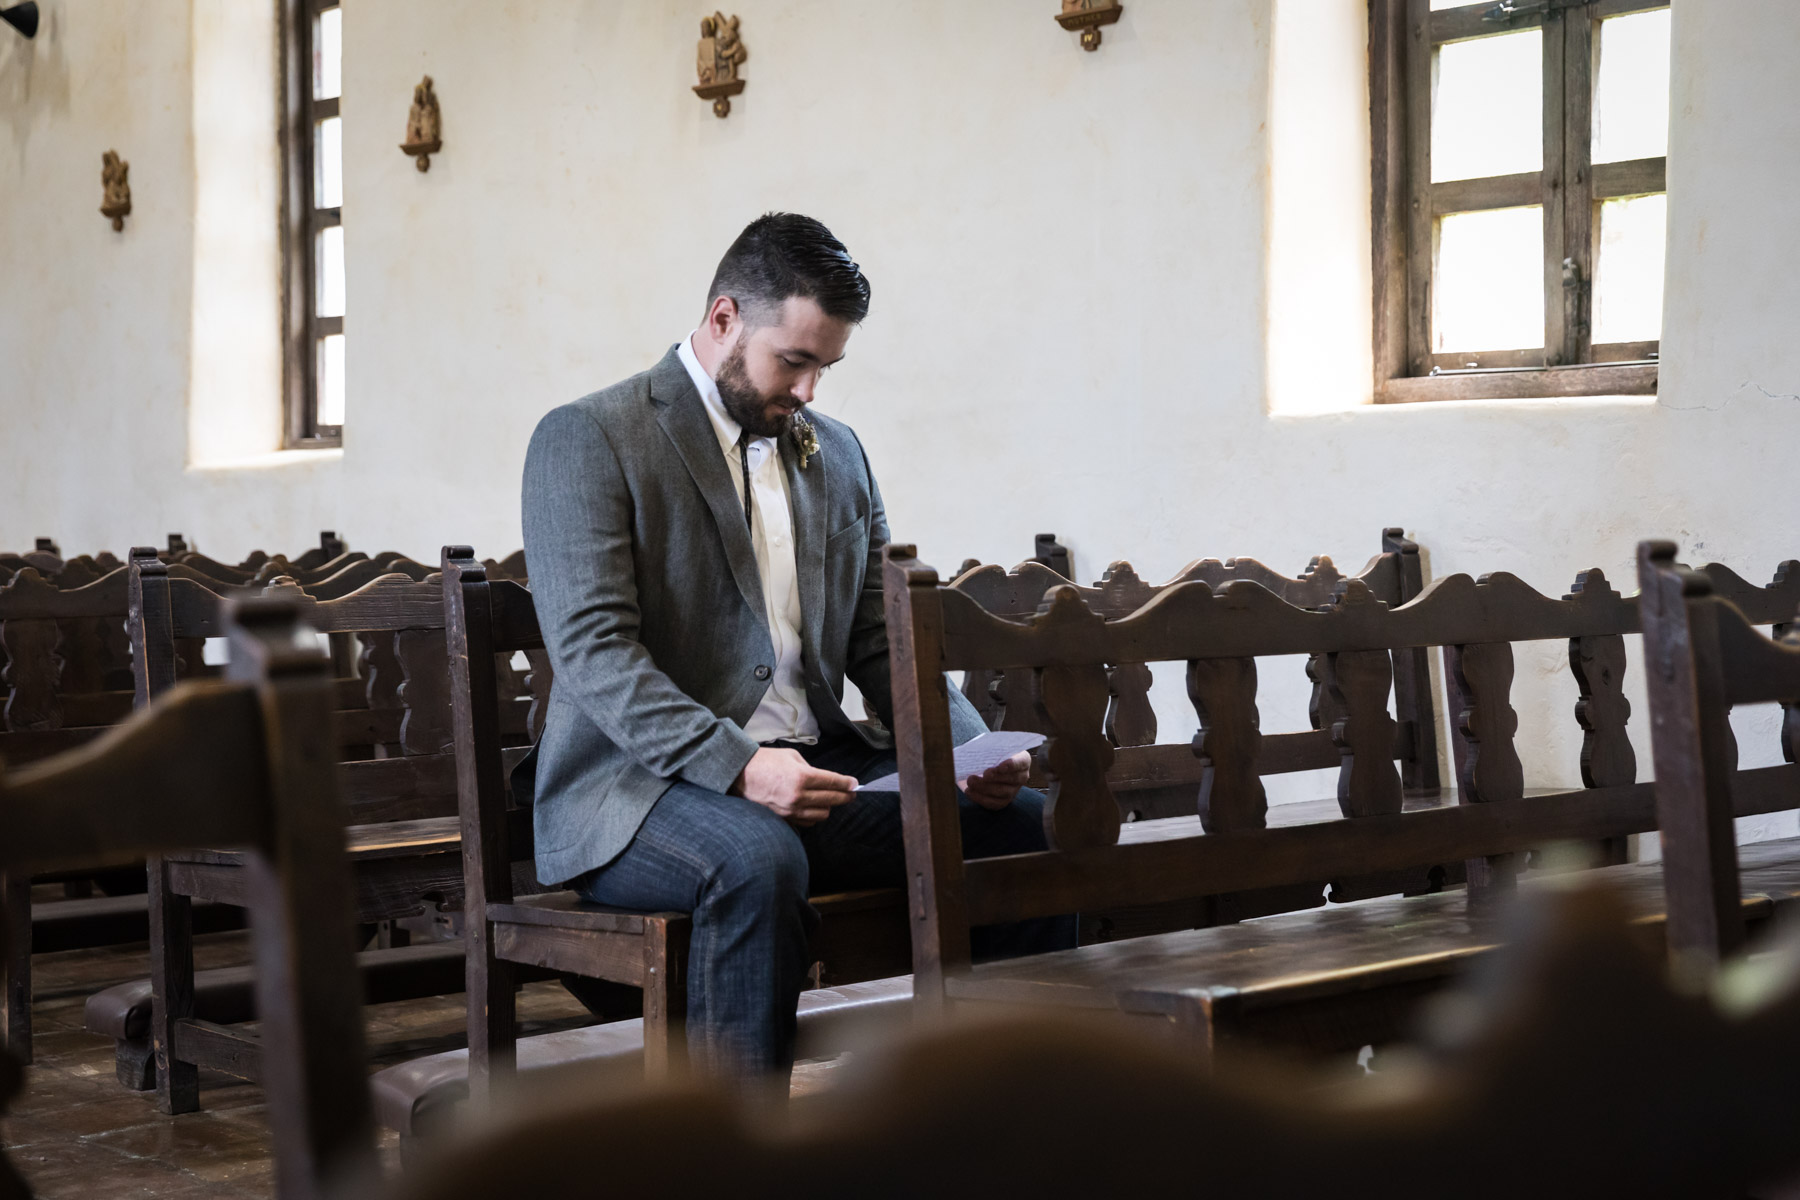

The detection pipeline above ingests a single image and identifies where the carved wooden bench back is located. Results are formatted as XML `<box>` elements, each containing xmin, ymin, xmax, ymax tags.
<box><xmin>885</xmin><ymin>543</ymin><xmax>1800</xmax><ymax>998</ymax></box>
<box><xmin>951</xmin><ymin>529</ymin><xmax>1439</xmax><ymax>818</ymax></box>
<box><xmin>131</xmin><ymin>548</ymin><xmax>529</xmax><ymax>825</ymax></box>
<box><xmin>0</xmin><ymin>564</ymin><xmax>139</xmax><ymax>756</ymax></box>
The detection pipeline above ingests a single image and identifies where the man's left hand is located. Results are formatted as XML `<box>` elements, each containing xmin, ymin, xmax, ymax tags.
<box><xmin>961</xmin><ymin>751</ymin><xmax>1032</xmax><ymax>811</ymax></box>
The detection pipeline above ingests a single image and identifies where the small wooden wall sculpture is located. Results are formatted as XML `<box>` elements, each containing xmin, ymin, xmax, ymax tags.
<box><xmin>400</xmin><ymin>76</ymin><xmax>442</xmax><ymax>172</ymax></box>
<box><xmin>1056</xmin><ymin>0</ymin><xmax>1124</xmax><ymax>51</ymax></box>
<box><xmin>99</xmin><ymin>150</ymin><xmax>130</xmax><ymax>231</ymax></box>
<box><xmin>693</xmin><ymin>11</ymin><xmax>747</xmax><ymax>118</ymax></box>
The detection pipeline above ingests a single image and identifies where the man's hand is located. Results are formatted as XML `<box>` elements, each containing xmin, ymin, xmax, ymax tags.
<box><xmin>733</xmin><ymin>747</ymin><xmax>858</xmax><ymax>827</ymax></box>
<box><xmin>961</xmin><ymin>751</ymin><xmax>1032</xmax><ymax>811</ymax></box>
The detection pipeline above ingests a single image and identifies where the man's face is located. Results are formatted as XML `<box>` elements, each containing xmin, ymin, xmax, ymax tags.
<box><xmin>714</xmin><ymin>296</ymin><xmax>852</xmax><ymax>439</ymax></box>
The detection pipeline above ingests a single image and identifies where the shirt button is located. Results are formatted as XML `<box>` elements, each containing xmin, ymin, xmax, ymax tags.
<box><xmin>754</xmin><ymin>665</ymin><xmax>772</xmax><ymax>681</ymax></box>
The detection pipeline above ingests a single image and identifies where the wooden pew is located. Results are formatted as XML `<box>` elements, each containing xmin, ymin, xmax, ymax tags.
<box><xmin>0</xmin><ymin>538</ymin><xmax>383</xmax><ymax>1060</ymax></box>
<box><xmin>882</xmin><ymin>544</ymin><xmax>1800</xmax><ymax>1061</ymax></box>
<box><xmin>953</xmin><ymin>529</ymin><xmax>1447</xmax><ymax>937</ymax></box>
<box><xmin>0</xmin><ymin>599</ymin><xmax>373</xmax><ymax>1200</ymax></box>
<box><xmin>80</xmin><ymin>549</ymin><xmax>533</xmax><ymax>1090</ymax></box>
<box><xmin>374</xmin><ymin>883</ymin><xmax>1800</xmax><ymax>1200</ymax></box>
<box><xmin>132</xmin><ymin>553</ymin><xmax>499</xmax><ymax>1113</ymax></box>
<box><xmin>1637</xmin><ymin>540</ymin><xmax>1800</xmax><ymax>973</ymax></box>
<box><xmin>357</xmin><ymin>534</ymin><xmax>1405</xmax><ymax>1139</ymax></box>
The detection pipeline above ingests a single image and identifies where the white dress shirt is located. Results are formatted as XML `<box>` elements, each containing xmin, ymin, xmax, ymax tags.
<box><xmin>678</xmin><ymin>333</ymin><xmax>820</xmax><ymax>745</ymax></box>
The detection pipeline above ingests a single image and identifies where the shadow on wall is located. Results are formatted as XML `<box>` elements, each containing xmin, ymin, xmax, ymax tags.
<box><xmin>0</xmin><ymin>0</ymin><xmax>72</xmax><ymax>169</ymax></box>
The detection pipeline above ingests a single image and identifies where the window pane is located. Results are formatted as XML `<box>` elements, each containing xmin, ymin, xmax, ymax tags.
<box><xmin>1592</xmin><ymin>193</ymin><xmax>1665</xmax><ymax>346</ymax></box>
<box><xmin>318</xmin><ymin>333</ymin><xmax>346</xmax><ymax>428</ymax></box>
<box><xmin>316</xmin><ymin>226</ymin><xmax>345</xmax><ymax>318</ymax></box>
<box><xmin>1593</xmin><ymin>8</ymin><xmax>1670</xmax><ymax>165</ymax></box>
<box><xmin>1432</xmin><ymin>31</ymin><xmax>1543</xmax><ymax>183</ymax></box>
<box><xmin>1434</xmin><ymin>205</ymin><xmax>1545</xmax><ymax>353</ymax></box>
<box><xmin>316</xmin><ymin>116</ymin><xmax>342</xmax><ymax>209</ymax></box>
<box><xmin>314</xmin><ymin>6</ymin><xmax>342</xmax><ymax>102</ymax></box>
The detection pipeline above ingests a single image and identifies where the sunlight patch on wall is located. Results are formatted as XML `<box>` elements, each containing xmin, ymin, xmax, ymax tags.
<box><xmin>188</xmin><ymin>0</ymin><xmax>284</xmax><ymax>467</ymax></box>
<box><xmin>1266</xmin><ymin>0</ymin><xmax>1373</xmax><ymax>416</ymax></box>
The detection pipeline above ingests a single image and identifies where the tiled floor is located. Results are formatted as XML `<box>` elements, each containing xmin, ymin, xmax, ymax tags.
<box><xmin>0</xmin><ymin>927</ymin><xmax>602</xmax><ymax>1198</ymax></box>
<box><xmin>3</xmin><ymin>922</ymin><xmax>849</xmax><ymax>1198</ymax></box>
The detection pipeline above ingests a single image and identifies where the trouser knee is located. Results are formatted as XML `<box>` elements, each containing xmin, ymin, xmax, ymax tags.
<box><xmin>711</xmin><ymin>824</ymin><xmax>810</xmax><ymax>914</ymax></box>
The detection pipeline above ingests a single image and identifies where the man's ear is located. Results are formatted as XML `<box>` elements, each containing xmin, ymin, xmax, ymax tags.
<box><xmin>705</xmin><ymin>295</ymin><xmax>740</xmax><ymax>343</ymax></box>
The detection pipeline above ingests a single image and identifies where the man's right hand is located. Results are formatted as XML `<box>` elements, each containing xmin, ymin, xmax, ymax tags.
<box><xmin>733</xmin><ymin>748</ymin><xmax>858</xmax><ymax>827</ymax></box>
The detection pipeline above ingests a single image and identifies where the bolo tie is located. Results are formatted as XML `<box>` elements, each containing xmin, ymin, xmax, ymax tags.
<box><xmin>737</xmin><ymin>430</ymin><xmax>754</xmax><ymax>533</ymax></box>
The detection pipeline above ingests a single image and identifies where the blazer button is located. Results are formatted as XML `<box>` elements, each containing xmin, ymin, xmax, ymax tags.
<box><xmin>754</xmin><ymin>665</ymin><xmax>772</xmax><ymax>681</ymax></box>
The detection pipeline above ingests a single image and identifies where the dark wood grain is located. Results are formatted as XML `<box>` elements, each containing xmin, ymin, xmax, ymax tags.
<box><xmin>1104</xmin><ymin>661</ymin><xmax>1156</xmax><ymax>747</ymax></box>
<box><xmin>1034</xmin><ymin>662</ymin><xmax>1120</xmax><ymax>850</ymax></box>
<box><xmin>1328</xmin><ymin>649</ymin><xmax>1403</xmax><ymax>819</ymax></box>
<box><xmin>1188</xmin><ymin>657</ymin><xmax>1265</xmax><ymax>833</ymax></box>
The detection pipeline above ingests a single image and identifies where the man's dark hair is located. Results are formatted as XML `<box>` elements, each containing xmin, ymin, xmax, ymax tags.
<box><xmin>706</xmin><ymin>213</ymin><xmax>871</xmax><ymax>327</ymax></box>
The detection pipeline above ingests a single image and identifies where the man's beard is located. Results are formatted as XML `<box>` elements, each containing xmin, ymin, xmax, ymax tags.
<box><xmin>716</xmin><ymin>342</ymin><xmax>794</xmax><ymax>439</ymax></box>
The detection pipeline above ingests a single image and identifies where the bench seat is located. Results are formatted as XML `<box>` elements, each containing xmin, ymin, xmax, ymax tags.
<box><xmin>164</xmin><ymin>816</ymin><xmax>465</xmax><ymax>924</ymax></box>
<box><xmin>370</xmin><ymin>975</ymin><xmax>914</xmax><ymax>1140</ymax></box>
<box><xmin>944</xmin><ymin>837</ymin><xmax>1800</xmax><ymax>1057</ymax></box>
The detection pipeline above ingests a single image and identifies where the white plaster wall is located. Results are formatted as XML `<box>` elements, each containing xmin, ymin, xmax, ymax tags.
<box><xmin>0</xmin><ymin>0</ymin><xmax>342</xmax><ymax>557</ymax></box>
<box><xmin>2</xmin><ymin>0</ymin><xmax>1798</xmax><ymax>814</ymax></box>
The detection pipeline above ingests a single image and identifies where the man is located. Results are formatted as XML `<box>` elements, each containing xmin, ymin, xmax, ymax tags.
<box><xmin>520</xmin><ymin>213</ymin><xmax>1073</xmax><ymax>1083</ymax></box>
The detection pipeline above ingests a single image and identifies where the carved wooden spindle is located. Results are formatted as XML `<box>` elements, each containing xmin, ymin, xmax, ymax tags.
<box><xmin>1445</xmin><ymin>640</ymin><xmax>1524</xmax><ymax>894</ymax></box>
<box><xmin>0</xmin><ymin>617</ymin><xmax>63</xmax><ymax>733</ymax></box>
<box><xmin>1781</xmin><ymin>622</ymin><xmax>1800</xmax><ymax>764</ymax></box>
<box><xmin>1445</xmin><ymin>642</ymin><xmax>1524</xmax><ymax>804</ymax></box>
<box><xmin>1032</xmin><ymin>662</ymin><xmax>1119</xmax><ymax>850</ymax></box>
<box><xmin>1306</xmin><ymin>652</ymin><xmax>1346</xmax><ymax>734</ymax></box>
<box><xmin>996</xmin><ymin>669</ymin><xmax>1049</xmax><ymax>735</ymax></box>
<box><xmin>961</xmin><ymin>668</ymin><xmax>1004</xmax><ymax>730</ymax></box>
<box><xmin>1327</xmin><ymin>649</ymin><xmax>1403</xmax><ymax>818</ymax></box>
<box><xmin>1570</xmin><ymin>633</ymin><xmax>1636</xmax><ymax>788</ymax></box>
<box><xmin>1104</xmin><ymin>661</ymin><xmax>1156</xmax><ymax>747</ymax></box>
<box><xmin>1188</xmin><ymin>656</ymin><xmax>1266</xmax><ymax>833</ymax></box>
<box><xmin>1568</xmin><ymin>568</ymin><xmax>1636</xmax><ymax>790</ymax></box>
<box><xmin>359</xmin><ymin>631</ymin><xmax>403</xmax><ymax>714</ymax></box>
<box><xmin>395</xmin><ymin>628</ymin><xmax>454</xmax><ymax>756</ymax></box>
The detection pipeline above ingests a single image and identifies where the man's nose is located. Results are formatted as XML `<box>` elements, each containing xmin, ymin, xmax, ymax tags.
<box><xmin>790</xmin><ymin>371</ymin><xmax>819</xmax><ymax>405</ymax></box>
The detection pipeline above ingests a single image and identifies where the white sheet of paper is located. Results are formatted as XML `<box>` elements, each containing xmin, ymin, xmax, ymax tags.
<box><xmin>855</xmin><ymin>731</ymin><xmax>1046</xmax><ymax>792</ymax></box>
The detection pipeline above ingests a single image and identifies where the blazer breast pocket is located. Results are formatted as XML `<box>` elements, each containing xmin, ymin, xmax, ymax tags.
<box><xmin>823</xmin><ymin>514</ymin><xmax>869</xmax><ymax>554</ymax></box>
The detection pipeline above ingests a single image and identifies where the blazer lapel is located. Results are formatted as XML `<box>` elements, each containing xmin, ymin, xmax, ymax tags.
<box><xmin>649</xmin><ymin>346</ymin><xmax>767</xmax><ymax>627</ymax></box>
<box><xmin>780</xmin><ymin>428</ymin><xmax>828</xmax><ymax>669</ymax></box>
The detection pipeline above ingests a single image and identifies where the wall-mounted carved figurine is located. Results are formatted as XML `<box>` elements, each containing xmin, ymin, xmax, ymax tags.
<box><xmin>99</xmin><ymin>150</ymin><xmax>131</xmax><ymax>231</ymax></box>
<box><xmin>399</xmin><ymin>75</ymin><xmax>442</xmax><ymax>172</ymax></box>
<box><xmin>1056</xmin><ymin>0</ymin><xmax>1124</xmax><ymax>51</ymax></box>
<box><xmin>692</xmin><ymin>12</ymin><xmax>747</xmax><ymax>119</ymax></box>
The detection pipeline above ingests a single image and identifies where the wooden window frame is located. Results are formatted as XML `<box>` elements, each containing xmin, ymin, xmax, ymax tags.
<box><xmin>1371</xmin><ymin>0</ymin><xmax>1668</xmax><ymax>404</ymax></box>
<box><xmin>279</xmin><ymin>0</ymin><xmax>342</xmax><ymax>448</ymax></box>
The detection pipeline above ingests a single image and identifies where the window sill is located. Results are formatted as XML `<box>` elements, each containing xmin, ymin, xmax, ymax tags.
<box><xmin>187</xmin><ymin>447</ymin><xmax>343</xmax><ymax>473</ymax></box>
<box><xmin>1375</xmin><ymin>361</ymin><xmax>1658</xmax><ymax>405</ymax></box>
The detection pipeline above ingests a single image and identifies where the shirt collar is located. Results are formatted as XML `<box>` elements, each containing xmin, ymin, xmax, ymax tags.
<box><xmin>680</xmin><ymin>332</ymin><xmax>774</xmax><ymax>461</ymax></box>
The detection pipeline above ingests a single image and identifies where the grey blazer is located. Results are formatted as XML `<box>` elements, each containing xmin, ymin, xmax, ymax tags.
<box><xmin>518</xmin><ymin>344</ymin><xmax>986</xmax><ymax>885</ymax></box>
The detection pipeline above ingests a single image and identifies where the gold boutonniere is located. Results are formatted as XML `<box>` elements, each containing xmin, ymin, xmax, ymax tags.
<box><xmin>792</xmin><ymin>413</ymin><xmax>820</xmax><ymax>469</ymax></box>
